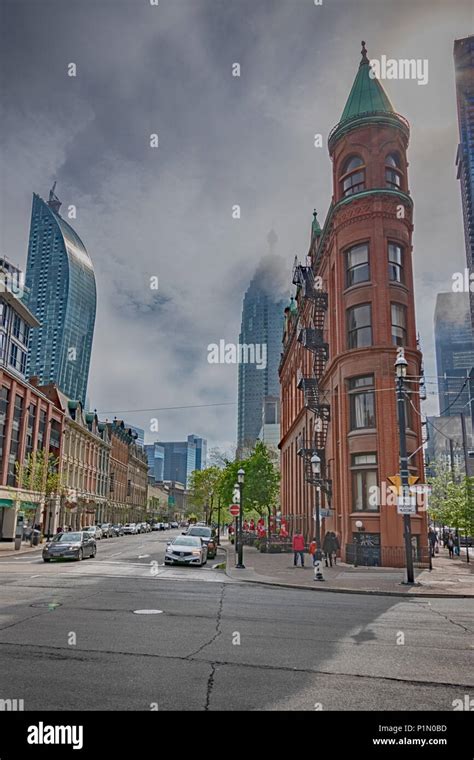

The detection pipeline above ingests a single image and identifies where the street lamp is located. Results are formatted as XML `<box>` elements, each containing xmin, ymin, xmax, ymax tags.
<box><xmin>354</xmin><ymin>519</ymin><xmax>364</xmax><ymax>567</ymax></box>
<box><xmin>236</xmin><ymin>468</ymin><xmax>245</xmax><ymax>569</ymax></box>
<box><xmin>395</xmin><ymin>350</ymin><xmax>415</xmax><ymax>584</ymax></box>
<box><xmin>311</xmin><ymin>453</ymin><xmax>324</xmax><ymax>581</ymax></box>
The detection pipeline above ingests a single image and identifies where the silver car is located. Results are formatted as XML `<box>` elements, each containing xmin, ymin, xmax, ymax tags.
<box><xmin>164</xmin><ymin>535</ymin><xmax>208</xmax><ymax>567</ymax></box>
<box><xmin>84</xmin><ymin>525</ymin><xmax>102</xmax><ymax>540</ymax></box>
<box><xmin>43</xmin><ymin>531</ymin><xmax>96</xmax><ymax>562</ymax></box>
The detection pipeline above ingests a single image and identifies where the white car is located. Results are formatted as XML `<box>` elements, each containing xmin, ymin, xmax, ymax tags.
<box><xmin>123</xmin><ymin>523</ymin><xmax>138</xmax><ymax>535</ymax></box>
<box><xmin>84</xmin><ymin>525</ymin><xmax>102</xmax><ymax>540</ymax></box>
<box><xmin>164</xmin><ymin>535</ymin><xmax>208</xmax><ymax>567</ymax></box>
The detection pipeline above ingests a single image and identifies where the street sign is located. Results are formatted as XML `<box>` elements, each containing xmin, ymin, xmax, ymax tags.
<box><xmin>388</xmin><ymin>474</ymin><xmax>419</xmax><ymax>489</ymax></box>
<box><xmin>397</xmin><ymin>495</ymin><xmax>417</xmax><ymax>515</ymax></box>
<box><xmin>229</xmin><ymin>504</ymin><xmax>240</xmax><ymax>516</ymax></box>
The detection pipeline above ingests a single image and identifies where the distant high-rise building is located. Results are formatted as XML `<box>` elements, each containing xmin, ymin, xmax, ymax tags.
<box><xmin>145</xmin><ymin>442</ymin><xmax>165</xmax><ymax>482</ymax></box>
<box><xmin>257</xmin><ymin>395</ymin><xmax>280</xmax><ymax>450</ymax></box>
<box><xmin>187</xmin><ymin>434</ymin><xmax>207</xmax><ymax>470</ymax></box>
<box><xmin>128</xmin><ymin>425</ymin><xmax>145</xmax><ymax>447</ymax></box>
<box><xmin>25</xmin><ymin>184</ymin><xmax>97</xmax><ymax>405</ymax></box>
<box><xmin>237</xmin><ymin>239</ymin><xmax>286</xmax><ymax>453</ymax></box>
<box><xmin>154</xmin><ymin>434</ymin><xmax>206</xmax><ymax>488</ymax></box>
<box><xmin>454</xmin><ymin>36</ymin><xmax>474</xmax><ymax>330</ymax></box>
<box><xmin>434</xmin><ymin>292</ymin><xmax>474</xmax><ymax>415</ymax></box>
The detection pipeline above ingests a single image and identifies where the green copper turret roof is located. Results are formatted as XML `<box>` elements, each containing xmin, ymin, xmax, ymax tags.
<box><xmin>340</xmin><ymin>41</ymin><xmax>394</xmax><ymax>122</ymax></box>
<box><xmin>328</xmin><ymin>41</ymin><xmax>409</xmax><ymax>152</ymax></box>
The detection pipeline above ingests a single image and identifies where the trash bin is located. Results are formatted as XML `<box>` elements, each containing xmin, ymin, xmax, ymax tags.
<box><xmin>31</xmin><ymin>529</ymin><xmax>40</xmax><ymax>546</ymax></box>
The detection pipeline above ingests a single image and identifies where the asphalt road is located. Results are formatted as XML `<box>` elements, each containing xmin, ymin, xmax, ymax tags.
<box><xmin>0</xmin><ymin>530</ymin><xmax>473</xmax><ymax>711</ymax></box>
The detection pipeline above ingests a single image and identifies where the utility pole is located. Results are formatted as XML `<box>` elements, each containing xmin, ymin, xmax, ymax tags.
<box><xmin>395</xmin><ymin>350</ymin><xmax>415</xmax><ymax>584</ymax></box>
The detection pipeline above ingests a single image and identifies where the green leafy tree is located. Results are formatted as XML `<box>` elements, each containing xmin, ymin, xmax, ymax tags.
<box><xmin>217</xmin><ymin>442</ymin><xmax>280</xmax><ymax>532</ymax></box>
<box><xmin>188</xmin><ymin>466</ymin><xmax>223</xmax><ymax>523</ymax></box>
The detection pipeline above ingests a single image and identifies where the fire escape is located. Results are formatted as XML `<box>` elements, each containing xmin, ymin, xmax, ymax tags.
<box><xmin>293</xmin><ymin>259</ymin><xmax>332</xmax><ymax>500</ymax></box>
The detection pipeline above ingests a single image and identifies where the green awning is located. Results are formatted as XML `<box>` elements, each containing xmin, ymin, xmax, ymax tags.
<box><xmin>0</xmin><ymin>499</ymin><xmax>15</xmax><ymax>507</ymax></box>
<box><xmin>20</xmin><ymin>501</ymin><xmax>39</xmax><ymax>511</ymax></box>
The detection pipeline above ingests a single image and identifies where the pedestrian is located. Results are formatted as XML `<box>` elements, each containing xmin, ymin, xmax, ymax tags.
<box><xmin>292</xmin><ymin>531</ymin><xmax>305</xmax><ymax>567</ymax></box>
<box><xmin>330</xmin><ymin>531</ymin><xmax>340</xmax><ymax>565</ymax></box>
<box><xmin>428</xmin><ymin>527</ymin><xmax>437</xmax><ymax>558</ymax></box>
<box><xmin>447</xmin><ymin>533</ymin><xmax>455</xmax><ymax>559</ymax></box>
<box><xmin>322</xmin><ymin>531</ymin><xmax>335</xmax><ymax>567</ymax></box>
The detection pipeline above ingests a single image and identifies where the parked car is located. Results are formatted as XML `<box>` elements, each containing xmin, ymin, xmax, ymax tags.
<box><xmin>163</xmin><ymin>522</ymin><xmax>170</xmax><ymax>530</ymax></box>
<box><xmin>123</xmin><ymin>523</ymin><xmax>138</xmax><ymax>535</ymax></box>
<box><xmin>144</xmin><ymin>523</ymin><xmax>152</xmax><ymax>533</ymax></box>
<box><xmin>151</xmin><ymin>522</ymin><xmax>160</xmax><ymax>531</ymax></box>
<box><xmin>170</xmin><ymin>522</ymin><xmax>179</xmax><ymax>529</ymax></box>
<box><xmin>111</xmin><ymin>524</ymin><xmax>124</xmax><ymax>537</ymax></box>
<box><xmin>84</xmin><ymin>525</ymin><xmax>102</xmax><ymax>541</ymax></box>
<box><xmin>179</xmin><ymin>521</ymin><xmax>188</xmax><ymax>528</ymax></box>
<box><xmin>43</xmin><ymin>531</ymin><xmax>96</xmax><ymax>562</ymax></box>
<box><xmin>185</xmin><ymin>526</ymin><xmax>217</xmax><ymax>559</ymax></box>
<box><xmin>164</xmin><ymin>535</ymin><xmax>208</xmax><ymax>567</ymax></box>
<box><xmin>100</xmin><ymin>523</ymin><xmax>114</xmax><ymax>538</ymax></box>
<box><xmin>459</xmin><ymin>536</ymin><xmax>473</xmax><ymax>547</ymax></box>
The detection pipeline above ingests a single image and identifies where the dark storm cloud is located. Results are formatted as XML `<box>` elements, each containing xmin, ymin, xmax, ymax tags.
<box><xmin>0</xmin><ymin>0</ymin><xmax>472</xmax><ymax>447</ymax></box>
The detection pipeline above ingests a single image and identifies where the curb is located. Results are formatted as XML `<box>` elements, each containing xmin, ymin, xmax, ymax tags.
<box><xmin>221</xmin><ymin>545</ymin><xmax>474</xmax><ymax>599</ymax></box>
<box><xmin>0</xmin><ymin>545</ymin><xmax>43</xmax><ymax>558</ymax></box>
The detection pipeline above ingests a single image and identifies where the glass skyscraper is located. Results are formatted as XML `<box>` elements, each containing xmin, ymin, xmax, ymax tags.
<box><xmin>25</xmin><ymin>186</ymin><xmax>96</xmax><ymax>405</ymax></box>
<box><xmin>237</xmin><ymin>262</ymin><xmax>286</xmax><ymax>453</ymax></box>
<box><xmin>454</xmin><ymin>36</ymin><xmax>474</xmax><ymax>331</ymax></box>
<box><xmin>434</xmin><ymin>292</ymin><xmax>474</xmax><ymax>416</ymax></box>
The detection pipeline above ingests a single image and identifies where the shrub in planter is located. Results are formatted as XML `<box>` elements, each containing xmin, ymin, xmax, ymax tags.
<box><xmin>254</xmin><ymin>539</ymin><xmax>260</xmax><ymax>550</ymax></box>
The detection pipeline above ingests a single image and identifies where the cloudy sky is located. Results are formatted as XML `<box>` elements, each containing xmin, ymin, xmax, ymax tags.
<box><xmin>0</xmin><ymin>0</ymin><xmax>472</xmax><ymax>451</ymax></box>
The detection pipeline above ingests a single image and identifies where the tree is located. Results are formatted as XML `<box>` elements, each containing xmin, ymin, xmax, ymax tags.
<box><xmin>16</xmin><ymin>449</ymin><xmax>61</xmax><ymax>497</ymax></box>
<box><xmin>244</xmin><ymin>441</ymin><xmax>280</xmax><ymax>531</ymax></box>
<box><xmin>216</xmin><ymin>442</ymin><xmax>280</xmax><ymax>532</ymax></box>
<box><xmin>187</xmin><ymin>466</ymin><xmax>223</xmax><ymax>523</ymax></box>
<box><xmin>428</xmin><ymin>463</ymin><xmax>474</xmax><ymax>555</ymax></box>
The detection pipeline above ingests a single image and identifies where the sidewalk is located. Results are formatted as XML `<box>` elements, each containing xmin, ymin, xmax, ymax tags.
<box><xmin>0</xmin><ymin>542</ymin><xmax>43</xmax><ymax>558</ymax></box>
<box><xmin>223</xmin><ymin>542</ymin><xmax>474</xmax><ymax>597</ymax></box>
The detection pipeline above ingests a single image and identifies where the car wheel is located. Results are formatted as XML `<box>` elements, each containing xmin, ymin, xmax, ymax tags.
<box><xmin>90</xmin><ymin>548</ymin><xmax>96</xmax><ymax>558</ymax></box>
<box><xmin>77</xmin><ymin>549</ymin><xmax>83</xmax><ymax>561</ymax></box>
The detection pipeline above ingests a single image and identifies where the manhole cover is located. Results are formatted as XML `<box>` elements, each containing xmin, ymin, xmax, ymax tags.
<box><xmin>133</xmin><ymin>609</ymin><xmax>163</xmax><ymax>615</ymax></box>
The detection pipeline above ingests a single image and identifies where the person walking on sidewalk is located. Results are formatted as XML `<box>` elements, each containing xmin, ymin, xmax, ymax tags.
<box><xmin>322</xmin><ymin>531</ymin><xmax>335</xmax><ymax>567</ymax></box>
<box><xmin>292</xmin><ymin>531</ymin><xmax>305</xmax><ymax>567</ymax></box>
<box><xmin>428</xmin><ymin>527</ymin><xmax>438</xmax><ymax>558</ymax></box>
<box><xmin>330</xmin><ymin>531</ymin><xmax>340</xmax><ymax>565</ymax></box>
<box><xmin>447</xmin><ymin>533</ymin><xmax>455</xmax><ymax>559</ymax></box>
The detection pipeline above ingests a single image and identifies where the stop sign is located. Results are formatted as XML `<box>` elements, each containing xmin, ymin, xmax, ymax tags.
<box><xmin>229</xmin><ymin>504</ymin><xmax>240</xmax><ymax>516</ymax></box>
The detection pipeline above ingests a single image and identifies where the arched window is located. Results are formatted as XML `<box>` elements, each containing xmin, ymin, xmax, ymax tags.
<box><xmin>385</xmin><ymin>153</ymin><xmax>403</xmax><ymax>189</ymax></box>
<box><xmin>340</xmin><ymin>156</ymin><xmax>366</xmax><ymax>197</ymax></box>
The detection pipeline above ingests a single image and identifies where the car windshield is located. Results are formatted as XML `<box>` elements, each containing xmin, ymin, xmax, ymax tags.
<box><xmin>188</xmin><ymin>527</ymin><xmax>211</xmax><ymax>537</ymax></box>
<box><xmin>125</xmin><ymin>524</ymin><xmax>134</xmax><ymax>527</ymax></box>
<box><xmin>53</xmin><ymin>532</ymin><xmax>82</xmax><ymax>543</ymax></box>
<box><xmin>173</xmin><ymin>536</ymin><xmax>201</xmax><ymax>547</ymax></box>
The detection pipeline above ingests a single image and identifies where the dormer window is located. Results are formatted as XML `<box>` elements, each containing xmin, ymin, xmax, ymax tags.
<box><xmin>385</xmin><ymin>153</ymin><xmax>403</xmax><ymax>189</ymax></box>
<box><xmin>340</xmin><ymin>156</ymin><xmax>366</xmax><ymax>197</ymax></box>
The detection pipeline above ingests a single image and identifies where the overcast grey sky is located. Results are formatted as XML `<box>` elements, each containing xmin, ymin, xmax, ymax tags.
<box><xmin>0</xmin><ymin>0</ymin><xmax>472</xmax><ymax>450</ymax></box>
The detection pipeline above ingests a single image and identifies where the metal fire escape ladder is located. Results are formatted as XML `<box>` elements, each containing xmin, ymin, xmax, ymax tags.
<box><xmin>294</xmin><ymin>261</ymin><xmax>332</xmax><ymax>497</ymax></box>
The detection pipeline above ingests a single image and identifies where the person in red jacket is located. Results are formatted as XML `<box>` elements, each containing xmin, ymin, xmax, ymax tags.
<box><xmin>292</xmin><ymin>532</ymin><xmax>305</xmax><ymax>567</ymax></box>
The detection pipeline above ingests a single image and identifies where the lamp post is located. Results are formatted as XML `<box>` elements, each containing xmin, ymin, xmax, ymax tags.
<box><xmin>236</xmin><ymin>468</ymin><xmax>245</xmax><ymax>568</ymax></box>
<box><xmin>217</xmin><ymin>495</ymin><xmax>221</xmax><ymax>546</ymax></box>
<box><xmin>311</xmin><ymin>453</ymin><xmax>324</xmax><ymax>581</ymax></box>
<box><xmin>395</xmin><ymin>350</ymin><xmax>415</xmax><ymax>584</ymax></box>
<box><xmin>354</xmin><ymin>519</ymin><xmax>364</xmax><ymax>567</ymax></box>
